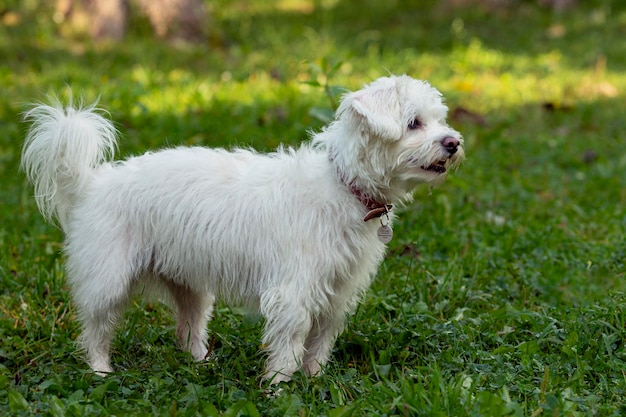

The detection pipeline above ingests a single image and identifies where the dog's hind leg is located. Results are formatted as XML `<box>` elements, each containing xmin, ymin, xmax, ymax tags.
<box><xmin>166</xmin><ymin>280</ymin><xmax>214</xmax><ymax>361</ymax></box>
<box><xmin>71</xmin><ymin>270</ymin><xmax>134</xmax><ymax>375</ymax></box>
<box><xmin>78</xmin><ymin>303</ymin><xmax>127</xmax><ymax>375</ymax></box>
<box><xmin>66</xmin><ymin>237</ymin><xmax>137</xmax><ymax>375</ymax></box>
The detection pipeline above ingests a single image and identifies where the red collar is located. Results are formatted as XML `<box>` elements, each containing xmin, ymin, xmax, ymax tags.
<box><xmin>330</xmin><ymin>157</ymin><xmax>392</xmax><ymax>221</ymax></box>
<box><xmin>337</xmin><ymin>168</ymin><xmax>393</xmax><ymax>222</ymax></box>
<box><xmin>348</xmin><ymin>183</ymin><xmax>393</xmax><ymax>221</ymax></box>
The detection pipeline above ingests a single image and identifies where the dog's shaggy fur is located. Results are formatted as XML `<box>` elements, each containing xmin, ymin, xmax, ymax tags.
<box><xmin>21</xmin><ymin>75</ymin><xmax>464</xmax><ymax>383</ymax></box>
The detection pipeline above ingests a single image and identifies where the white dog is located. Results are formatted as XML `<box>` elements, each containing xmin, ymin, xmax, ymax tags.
<box><xmin>21</xmin><ymin>75</ymin><xmax>464</xmax><ymax>383</ymax></box>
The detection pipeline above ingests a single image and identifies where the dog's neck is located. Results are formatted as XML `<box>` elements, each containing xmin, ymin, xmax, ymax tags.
<box><xmin>331</xmin><ymin>158</ymin><xmax>392</xmax><ymax>222</ymax></box>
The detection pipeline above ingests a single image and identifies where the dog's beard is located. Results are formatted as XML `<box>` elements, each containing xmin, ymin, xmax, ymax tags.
<box><xmin>395</xmin><ymin>144</ymin><xmax>464</xmax><ymax>187</ymax></box>
<box><xmin>421</xmin><ymin>152</ymin><xmax>463</xmax><ymax>175</ymax></box>
<box><xmin>421</xmin><ymin>158</ymin><xmax>449</xmax><ymax>173</ymax></box>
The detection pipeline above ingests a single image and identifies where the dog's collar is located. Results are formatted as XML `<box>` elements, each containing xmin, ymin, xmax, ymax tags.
<box><xmin>330</xmin><ymin>157</ymin><xmax>392</xmax><ymax>222</ymax></box>
<box><xmin>348</xmin><ymin>184</ymin><xmax>393</xmax><ymax>222</ymax></box>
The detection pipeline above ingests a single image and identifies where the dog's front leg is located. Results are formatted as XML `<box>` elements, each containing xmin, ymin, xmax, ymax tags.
<box><xmin>301</xmin><ymin>312</ymin><xmax>346</xmax><ymax>376</ymax></box>
<box><xmin>260</xmin><ymin>289</ymin><xmax>312</xmax><ymax>384</ymax></box>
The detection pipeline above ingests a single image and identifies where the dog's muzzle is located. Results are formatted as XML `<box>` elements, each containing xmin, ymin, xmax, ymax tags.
<box><xmin>420</xmin><ymin>136</ymin><xmax>462</xmax><ymax>174</ymax></box>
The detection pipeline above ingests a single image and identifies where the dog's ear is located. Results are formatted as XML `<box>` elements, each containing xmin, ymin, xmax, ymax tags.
<box><xmin>344</xmin><ymin>86</ymin><xmax>402</xmax><ymax>141</ymax></box>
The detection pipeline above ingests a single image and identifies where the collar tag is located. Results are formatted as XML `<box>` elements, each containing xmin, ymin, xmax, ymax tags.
<box><xmin>376</xmin><ymin>211</ymin><xmax>393</xmax><ymax>243</ymax></box>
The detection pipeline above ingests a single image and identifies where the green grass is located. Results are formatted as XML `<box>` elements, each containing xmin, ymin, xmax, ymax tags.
<box><xmin>2</xmin><ymin>0</ymin><xmax>626</xmax><ymax>415</ymax></box>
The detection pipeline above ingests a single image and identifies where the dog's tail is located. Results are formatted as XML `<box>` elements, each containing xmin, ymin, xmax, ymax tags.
<box><xmin>21</xmin><ymin>98</ymin><xmax>117</xmax><ymax>229</ymax></box>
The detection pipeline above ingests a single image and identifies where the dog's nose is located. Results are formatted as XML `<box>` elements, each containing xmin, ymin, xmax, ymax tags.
<box><xmin>442</xmin><ymin>136</ymin><xmax>460</xmax><ymax>155</ymax></box>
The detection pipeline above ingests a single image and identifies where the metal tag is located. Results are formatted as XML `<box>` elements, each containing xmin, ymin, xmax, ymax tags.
<box><xmin>377</xmin><ymin>225</ymin><xmax>393</xmax><ymax>243</ymax></box>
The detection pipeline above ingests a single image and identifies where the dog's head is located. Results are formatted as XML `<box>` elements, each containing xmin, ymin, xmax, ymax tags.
<box><xmin>325</xmin><ymin>75</ymin><xmax>464</xmax><ymax>202</ymax></box>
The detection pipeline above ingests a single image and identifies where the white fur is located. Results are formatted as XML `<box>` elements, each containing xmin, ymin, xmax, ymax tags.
<box><xmin>21</xmin><ymin>75</ymin><xmax>464</xmax><ymax>383</ymax></box>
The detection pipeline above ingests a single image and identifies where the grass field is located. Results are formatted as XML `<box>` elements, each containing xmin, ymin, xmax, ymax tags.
<box><xmin>1</xmin><ymin>0</ymin><xmax>626</xmax><ymax>415</ymax></box>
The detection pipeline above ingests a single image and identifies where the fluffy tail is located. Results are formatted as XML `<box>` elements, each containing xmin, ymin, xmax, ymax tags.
<box><xmin>21</xmin><ymin>98</ymin><xmax>118</xmax><ymax>229</ymax></box>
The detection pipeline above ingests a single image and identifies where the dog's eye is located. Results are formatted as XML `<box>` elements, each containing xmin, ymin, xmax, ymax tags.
<box><xmin>408</xmin><ymin>118</ymin><xmax>423</xmax><ymax>130</ymax></box>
